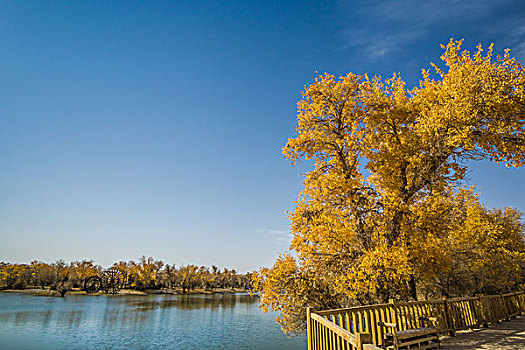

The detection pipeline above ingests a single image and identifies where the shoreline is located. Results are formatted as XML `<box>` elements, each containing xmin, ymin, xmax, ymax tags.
<box><xmin>1</xmin><ymin>287</ymin><xmax>252</xmax><ymax>297</ymax></box>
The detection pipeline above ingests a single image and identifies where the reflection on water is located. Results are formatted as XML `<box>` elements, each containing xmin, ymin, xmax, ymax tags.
<box><xmin>0</xmin><ymin>292</ymin><xmax>306</xmax><ymax>350</ymax></box>
<box><xmin>132</xmin><ymin>293</ymin><xmax>256</xmax><ymax>311</ymax></box>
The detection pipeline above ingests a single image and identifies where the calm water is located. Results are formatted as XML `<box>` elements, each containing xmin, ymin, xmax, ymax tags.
<box><xmin>0</xmin><ymin>292</ymin><xmax>306</xmax><ymax>350</ymax></box>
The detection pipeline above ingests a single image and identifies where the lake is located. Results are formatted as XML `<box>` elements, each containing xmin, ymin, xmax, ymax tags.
<box><xmin>0</xmin><ymin>292</ymin><xmax>306</xmax><ymax>349</ymax></box>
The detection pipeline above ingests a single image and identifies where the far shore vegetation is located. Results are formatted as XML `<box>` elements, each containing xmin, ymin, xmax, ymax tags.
<box><xmin>0</xmin><ymin>256</ymin><xmax>253</xmax><ymax>297</ymax></box>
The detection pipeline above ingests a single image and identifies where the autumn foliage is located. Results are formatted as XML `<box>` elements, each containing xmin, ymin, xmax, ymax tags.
<box><xmin>253</xmin><ymin>39</ymin><xmax>525</xmax><ymax>334</ymax></box>
<box><xmin>0</xmin><ymin>257</ymin><xmax>252</xmax><ymax>293</ymax></box>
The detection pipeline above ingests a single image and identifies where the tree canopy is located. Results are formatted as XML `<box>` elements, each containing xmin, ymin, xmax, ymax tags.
<box><xmin>253</xmin><ymin>39</ymin><xmax>525</xmax><ymax>334</ymax></box>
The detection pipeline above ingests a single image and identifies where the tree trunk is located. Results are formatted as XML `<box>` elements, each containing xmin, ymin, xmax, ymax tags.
<box><xmin>408</xmin><ymin>274</ymin><xmax>418</xmax><ymax>301</ymax></box>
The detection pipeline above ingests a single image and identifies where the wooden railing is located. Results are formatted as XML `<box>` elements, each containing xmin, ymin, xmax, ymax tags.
<box><xmin>306</xmin><ymin>291</ymin><xmax>525</xmax><ymax>349</ymax></box>
<box><xmin>307</xmin><ymin>307</ymin><xmax>383</xmax><ymax>350</ymax></box>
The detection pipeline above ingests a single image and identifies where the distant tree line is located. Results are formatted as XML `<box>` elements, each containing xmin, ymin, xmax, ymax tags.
<box><xmin>0</xmin><ymin>256</ymin><xmax>253</xmax><ymax>293</ymax></box>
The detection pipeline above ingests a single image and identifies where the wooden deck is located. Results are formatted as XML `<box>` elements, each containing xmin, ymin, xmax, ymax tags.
<box><xmin>307</xmin><ymin>292</ymin><xmax>525</xmax><ymax>349</ymax></box>
<box><xmin>441</xmin><ymin>316</ymin><xmax>525</xmax><ymax>350</ymax></box>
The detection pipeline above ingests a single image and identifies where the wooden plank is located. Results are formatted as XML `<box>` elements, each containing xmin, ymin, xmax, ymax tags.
<box><xmin>316</xmin><ymin>303</ymin><xmax>391</xmax><ymax>316</ymax></box>
<box><xmin>345</xmin><ymin>312</ymin><xmax>351</xmax><ymax>333</ymax></box>
<box><xmin>467</xmin><ymin>299</ymin><xmax>476</xmax><ymax>326</ymax></box>
<box><xmin>395</xmin><ymin>300</ymin><xmax>441</xmax><ymax>306</ymax></box>
<box><xmin>313</xmin><ymin>321</ymin><xmax>318</xmax><ymax>350</ymax></box>
<box><xmin>352</xmin><ymin>310</ymin><xmax>358</xmax><ymax>334</ymax></box>
<box><xmin>312</xmin><ymin>321</ymin><xmax>317</xmax><ymax>350</ymax></box>
<box><xmin>364</xmin><ymin>308</ymin><xmax>370</xmax><ymax>334</ymax></box>
<box><xmin>448</xmin><ymin>296</ymin><xmax>478</xmax><ymax>302</ymax></box>
<box><xmin>408</xmin><ymin>304</ymin><xmax>415</xmax><ymax>329</ymax></box>
<box><xmin>316</xmin><ymin>320</ymin><xmax>320</xmax><ymax>350</ymax></box>
<box><xmin>393</xmin><ymin>328</ymin><xmax>438</xmax><ymax>340</ymax></box>
<box><xmin>307</xmin><ymin>307</ymin><xmax>312</xmax><ymax>350</ymax></box>
<box><xmin>363</xmin><ymin>345</ymin><xmax>383</xmax><ymax>350</ymax></box>
<box><xmin>501</xmin><ymin>294</ymin><xmax>510</xmax><ymax>320</ymax></box>
<box><xmin>370</xmin><ymin>309</ymin><xmax>377</xmax><ymax>344</ymax></box>
<box><xmin>403</xmin><ymin>305</ymin><xmax>410</xmax><ymax>330</ymax></box>
<box><xmin>414</xmin><ymin>343</ymin><xmax>440</xmax><ymax>350</ymax></box>
<box><xmin>412</xmin><ymin>303</ymin><xmax>419</xmax><ymax>327</ymax></box>
<box><xmin>317</xmin><ymin>321</ymin><xmax>322</xmax><ymax>350</ymax></box>
<box><xmin>398</xmin><ymin>335</ymin><xmax>438</xmax><ymax>347</ymax></box>
<box><xmin>322</xmin><ymin>322</ymin><xmax>327</xmax><ymax>350</ymax></box>
<box><xmin>362</xmin><ymin>345</ymin><xmax>382</xmax><ymax>350</ymax></box>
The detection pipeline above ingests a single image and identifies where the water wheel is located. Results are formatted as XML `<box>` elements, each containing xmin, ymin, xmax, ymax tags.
<box><xmin>84</xmin><ymin>276</ymin><xmax>102</xmax><ymax>293</ymax></box>
<box><xmin>102</xmin><ymin>268</ymin><xmax>125</xmax><ymax>294</ymax></box>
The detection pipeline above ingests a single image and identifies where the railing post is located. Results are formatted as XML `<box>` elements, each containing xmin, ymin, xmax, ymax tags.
<box><xmin>501</xmin><ymin>294</ymin><xmax>510</xmax><ymax>321</ymax></box>
<box><xmin>516</xmin><ymin>292</ymin><xmax>523</xmax><ymax>315</ymax></box>
<box><xmin>388</xmin><ymin>298</ymin><xmax>400</xmax><ymax>349</ymax></box>
<box><xmin>388</xmin><ymin>299</ymin><xmax>396</xmax><ymax>327</ymax></box>
<box><xmin>356</xmin><ymin>332</ymin><xmax>372</xmax><ymax>350</ymax></box>
<box><xmin>478</xmin><ymin>295</ymin><xmax>489</xmax><ymax>327</ymax></box>
<box><xmin>306</xmin><ymin>307</ymin><xmax>312</xmax><ymax>350</ymax></box>
<box><xmin>511</xmin><ymin>293</ymin><xmax>518</xmax><ymax>319</ymax></box>
<box><xmin>443</xmin><ymin>297</ymin><xmax>454</xmax><ymax>336</ymax></box>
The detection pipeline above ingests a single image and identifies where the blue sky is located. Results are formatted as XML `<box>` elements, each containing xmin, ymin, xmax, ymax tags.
<box><xmin>1</xmin><ymin>1</ymin><xmax>525</xmax><ymax>272</ymax></box>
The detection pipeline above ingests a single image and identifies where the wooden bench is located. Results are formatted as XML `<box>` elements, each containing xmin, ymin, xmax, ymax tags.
<box><xmin>378</xmin><ymin>317</ymin><xmax>440</xmax><ymax>350</ymax></box>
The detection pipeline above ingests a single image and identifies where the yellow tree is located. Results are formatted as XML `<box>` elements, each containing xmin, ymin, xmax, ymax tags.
<box><xmin>71</xmin><ymin>260</ymin><xmax>100</xmax><ymax>287</ymax></box>
<box><xmin>0</xmin><ymin>263</ymin><xmax>29</xmax><ymax>289</ymax></box>
<box><xmin>30</xmin><ymin>261</ymin><xmax>55</xmax><ymax>289</ymax></box>
<box><xmin>254</xmin><ymin>39</ymin><xmax>525</xmax><ymax>334</ymax></box>
<box><xmin>179</xmin><ymin>264</ymin><xmax>199</xmax><ymax>293</ymax></box>
<box><xmin>408</xmin><ymin>188</ymin><xmax>525</xmax><ymax>298</ymax></box>
<box><xmin>126</xmin><ymin>256</ymin><xmax>164</xmax><ymax>290</ymax></box>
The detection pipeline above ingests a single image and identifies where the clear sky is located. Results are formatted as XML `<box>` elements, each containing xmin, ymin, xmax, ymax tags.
<box><xmin>1</xmin><ymin>1</ymin><xmax>525</xmax><ymax>272</ymax></box>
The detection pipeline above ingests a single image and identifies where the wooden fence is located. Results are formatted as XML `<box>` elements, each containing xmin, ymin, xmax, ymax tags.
<box><xmin>306</xmin><ymin>291</ymin><xmax>525</xmax><ymax>349</ymax></box>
